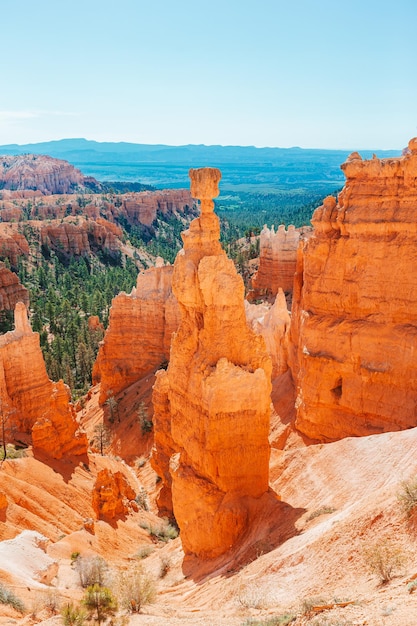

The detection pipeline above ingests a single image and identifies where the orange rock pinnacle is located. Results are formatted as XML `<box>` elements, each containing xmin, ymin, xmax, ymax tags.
<box><xmin>151</xmin><ymin>168</ymin><xmax>272</xmax><ymax>559</ymax></box>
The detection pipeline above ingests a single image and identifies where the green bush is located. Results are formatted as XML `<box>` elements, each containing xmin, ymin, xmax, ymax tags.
<box><xmin>0</xmin><ymin>582</ymin><xmax>25</xmax><ymax>612</ymax></box>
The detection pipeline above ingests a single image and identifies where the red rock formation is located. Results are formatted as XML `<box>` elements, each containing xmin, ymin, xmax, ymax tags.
<box><xmin>294</xmin><ymin>138</ymin><xmax>417</xmax><ymax>441</ymax></box>
<box><xmin>92</xmin><ymin>468</ymin><xmax>136</xmax><ymax>521</ymax></box>
<box><xmin>0</xmin><ymin>223</ymin><xmax>29</xmax><ymax>267</ymax></box>
<box><xmin>40</xmin><ymin>217</ymin><xmax>122</xmax><ymax>258</ymax></box>
<box><xmin>151</xmin><ymin>168</ymin><xmax>272</xmax><ymax>559</ymax></box>
<box><xmin>245</xmin><ymin>288</ymin><xmax>291</xmax><ymax>378</ymax></box>
<box><xmin>252</xmin><ymin>225</ymin><xmax>312</xmax><ymax>297</ymax></box>
<box><xmin>0</xmin><ymin>262</ymin><xmax>29</xmax><ymax>311</ymax></box>
<box><xmin>116</xmin><ymin>189</ymin><xmax>194</xmax><ymax>227</ymax></box>
<box><xmin>0</xmin><ymin>302</ymin><xmax>87</xmax><ymax>458</ymax></box>
<box><xmin>93</xmin><ymin>263</ymin><xmax>180</xmax><ymax>403</ymax></box>
<box><xmin>0</xmin><ymin>154</ymin><xmax>86</xmax><ymax>194</ymax></box>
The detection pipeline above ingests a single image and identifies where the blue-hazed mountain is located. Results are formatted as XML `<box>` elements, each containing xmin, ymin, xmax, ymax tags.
<box><xmin>0</xmin><ymin>138</ymin><xmax>400</xmax><ymax>192</ymax></box>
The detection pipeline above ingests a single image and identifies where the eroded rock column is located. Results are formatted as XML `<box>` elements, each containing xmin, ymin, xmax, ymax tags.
<box><xmin>151</xmin><ymin>168</ymin><xmax>272</xmax><ymax>559</ymax></box>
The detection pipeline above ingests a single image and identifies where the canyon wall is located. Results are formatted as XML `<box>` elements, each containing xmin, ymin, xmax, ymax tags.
<box><xmin>0</xmin><ymin>302</ymin><xmax>87</xmax><ymax>458</ymax></box>
<box><xmin>93</xmin><ymin>263</ymin><xmax>180</xmax><ymax>403</ymax></box>
<box><xmin>294</xmin><ymin>138</ymin><xmax>417</xmax><ymax>441</ymax></box>
<box><xmin>0</xmin><ymin>262</ymin><xmax>29</xmax><ymax>311</ymax></box>
<box><xmin>151</xmin><ymin>168</ymin><xmax>272</xmax><ymax>559</ymax></box>
<box><xmin>0</xmin><ymin>154</ymin><xmax>86</xmax><ymax>194</ymax></box>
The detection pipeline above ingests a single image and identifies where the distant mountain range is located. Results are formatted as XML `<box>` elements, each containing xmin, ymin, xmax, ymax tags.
<box><xmin>0</xmin><ymin>138</ymin><xmax>401</xmax><ymax>192</ymax></box>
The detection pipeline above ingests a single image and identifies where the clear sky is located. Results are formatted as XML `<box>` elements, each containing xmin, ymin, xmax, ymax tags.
<box><xmin>0</xmin><ymin>0</ymin><xmax>416</xmax><ymax>150</ymax></box>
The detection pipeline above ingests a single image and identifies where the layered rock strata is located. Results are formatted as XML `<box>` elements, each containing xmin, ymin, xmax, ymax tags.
<box><xmin>93</xmin><ymin>263</ymin><xmax>180</xmax><ymax>403</ymax></box>
<box><xmin>0</xmin><ymin>302</ymin><xmax>87</xmax><ymax>458</ymax></box>
<box><xmin>0</xmin><ymin>262</ymin><xmax>29</xmax><ymax>311</ymax></box>
<box><xmin>151</xmin><ymin>168</ymin><xmax>272</xmax><ymax>559</ymax></box>
<box><xmin>294</xmin><ymin>138</ymin><xmax>417</xmax><ymax>441</ymax></box>
<box><xmin>252</xmin><ymin>224</ymin><xmax>309</xmax><ymax>296</ymax></box>
<box><xmin>0</xmin><ymin>154</ymin><xmax>85</xmax><ymax>194</ymax></box>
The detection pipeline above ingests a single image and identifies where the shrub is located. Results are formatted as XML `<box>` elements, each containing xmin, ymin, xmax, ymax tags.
<box><xmin>242</xmin><ymin>616</ymin><xmax>295</xmax><ymax>625</ymax></box>
<box><xmin>116</xmin><ymin>565</ymin><xmax>156</xmax><ymax>613</ymax></box>
<box><xmin>363</xmin><ymin>540</ymin><xmax>406</xmax><ymax>583</ymax></box>
<box><xmin>61</xmin><ymin>601</ymin><xmax>87</xmax><ymax>625</ymax></box>
<box><xmin>82</xmin><ymin>585</ymin><xmax>117</xmax><ymax>624</ymax></box>
<box><xmin>75</xmin><ymin>556</ymin><xmax>109</xmax><ymax>588</ymax></box>
<box><xmin>140</xmin><ymin>519</ymin><xmax>178</xmax><ymax>542</ymax></box>
<box><xmin>398</xmin><ymin>476</ymin><xmax>417</xmax><ymax>517</ymax></box>
<box><xmin>159</xmin><ymin>555</ymin><xmax>171</xmax><ymax>578</ymax></box>
<box><xmin>306</xmin><ymin>506</ymin><xmax>337</xmax><ymax>522</ymax></box>
<box><xmin>0</xmin><ymin>582</ymin><xmax>25</xmax><ymax>612</ymax></box>
<box><xmin>134</xmin><ymin>545</ymin><xmax>154</xmax><ymax>559</ymax></box>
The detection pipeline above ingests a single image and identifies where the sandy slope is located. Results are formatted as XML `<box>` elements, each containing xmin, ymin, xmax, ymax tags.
<box><xmin>1</xmin><ymin>422</ymin><xmax>417</xmax><ymax>624</ymax></box>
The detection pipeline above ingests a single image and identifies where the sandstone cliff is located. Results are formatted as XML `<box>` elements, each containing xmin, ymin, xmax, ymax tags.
<box><xmin>0</xmin><ymin>154</ymin><xmax>86</xmax><ymax>195</ymax></box>
<box><xmin>0</xmin><ymin>262</ymin><xmax>29</xmax><ymax>311</ymax></box>
<box><xmin>151</xmin><ymin>168</ymin><xmax>272</xmax><ymax>559</ymax></box>
<box><xmin>293</xmin><ymin>138</ymin><xmax>417</xmax><ymax>441</ymax></box>
<box><xmin>93</xmin><ymin>263</ymin><xmax>180</xmax><ymax>403</ymax></box>
<box><xmin>0</xmin><ymin>302</ymin><xmax>87</xmax><ymax>458</ymax></box>
<box><xmin>0</xmin><ymin>223</ymin><xmax>30</xmax><ymax>268</ymax></box>
<box><xmin>251</xmin><ymin>224</ymin><xmax>312</xmax><ymax>298</ymax></box>
<box><xmin>40</xmin><ymin>217</ymin><xmax>122</xmax><ymax>259</ymax></box>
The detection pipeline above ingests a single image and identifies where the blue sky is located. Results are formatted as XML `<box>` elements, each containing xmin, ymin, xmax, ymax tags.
<box><xmin>0</xmin><ymin>0</ymin><xmax>416</xmax><ymax>149</ymax></box>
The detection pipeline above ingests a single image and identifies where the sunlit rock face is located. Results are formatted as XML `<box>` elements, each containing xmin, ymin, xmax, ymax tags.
<box><xmin>92</xmin><ymin>264</ymin><xmax>180</xmax><ymax>403</ymax></box>
<box><xmin>0</xmin><ymin>302</ymin><xmax>87</xmax><ymax>458</ymax></box>
<box><xmin>0</xmin><ymin>154</ymin><xmax>85</xmax><ymax>194</ymax></box>
<box><xmin>0</xmin><ymin>262</ymin><xmax>29</xmax><ymax>311</ymax></box>
<box><xmin>294</xmin><ymin>138</ymin><xmax>417</xmax><ymax>441</ymax></box>
<box><xmin>252</xmin><ymin>224</ymin><xmax>301</xmax><ymax>296</ymax></box>
<box><xmin>151</xmin><ymin>167</ymin><xmax>272</xmax><ymax>559</ymax></box>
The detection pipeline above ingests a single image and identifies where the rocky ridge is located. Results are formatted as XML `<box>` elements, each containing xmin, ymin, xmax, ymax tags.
<box><xmin>0</xmin><ymin>154</ymin><xmax>87</xmax><ymax>195</ymax></box>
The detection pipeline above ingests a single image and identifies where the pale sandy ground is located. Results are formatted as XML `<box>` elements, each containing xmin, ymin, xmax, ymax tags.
<box><xmin>1</xmin><ymin>425</ymin><xmax>417</xmax><ymax>625</ymax></box>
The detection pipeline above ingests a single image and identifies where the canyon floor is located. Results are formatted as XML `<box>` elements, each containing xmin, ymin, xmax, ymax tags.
<box><xmin>1</xmin><ymin>384</ymin><xmax>416</xmax><ymax>625</ymax></box>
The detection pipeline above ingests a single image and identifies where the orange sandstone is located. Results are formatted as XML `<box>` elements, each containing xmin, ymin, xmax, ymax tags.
<box><xmin>294</xmin><ymin>138</ymin><xmax>417</xmax><ymax>441</ymax></box>
<box><xmin>93</xmin><ymin>264</ymin><xmax>180</xmax><ymax>403</ymax></box>
<box><xmin>151</xmin><ymin>167</ymin><xmax>272</xmax><ymax>559</ymax></box>
<box><xmin>0</xmin><ymin>302</ymin><xmax>87</xmax><ymax>458</ymax></box>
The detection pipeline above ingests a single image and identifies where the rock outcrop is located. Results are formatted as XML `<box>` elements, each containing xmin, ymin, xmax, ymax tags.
<box><xmin>0</xmin><ymin>154</ymin><xmax>86</xmax><ymax>194</ymax></box>
<box><xmin>0</xmin><ymin>262</ymin><xmax>29</xmax><ymax>311</ymax></box>
<box><xmin>293</xmin><ymin>138</ymin><xmax>417</xmax><ymax>441</ymax></box>
<box><xmin>93</xmin><ymin>263</ymin><xmax>180</xmax><ymax>403</ymax></box>
<box><xmin>252</xmin><ymin>225</ymin><xmax>311</xmax><ymax>297</ymax></box>
<box><xmin>117</xmin><ymin>189</ymin><xmax>193</xmax><ymax>227</ymax></box>
<box><xmin>245</xmin><ymin>288</ymin><xmax>291</xmax><ymax>378</ymax></box>
<box><xmin>151</xmin><ymin>168</ymin><xmax>272</xmax><ymax>559</ymax></box>
<box><xmin>40</xmin><ymin>217</ymin><xmax>122</xmax><ymax>259</ymax></box>
<box><xmin>92</xmin><ymin>468</ymin><xmax>136</xmax><ymax>521</ymax></box>
<box><xmin>0</xmin><ymin>302</ymin><xmax>87</xmax><ymax>458</ymax></box>
<box><xmin>0</xmin><ymin>224</ymin><xmax>30</xmax><ymax>267</ymax></box>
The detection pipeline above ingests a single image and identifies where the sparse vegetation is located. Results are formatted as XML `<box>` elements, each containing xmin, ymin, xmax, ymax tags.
<box><xmin>61</xmin><ymin>601</ymin><xmax>87</xmax><ymax>626</ymax></box>
<box><xmin>116</xmin><ymin>565</ymin><xmax>156</xmax><ymax>613</ymax></box>
<box><xmin>139</xmin><ymin>519</ymin><xmax>178</xmax><ymax>542</ymax></box>
<box><xmin>306</xmin><ymin>506</ymin><xmax>337</xmax><ymax>522</ymax></box>
<box><xmin>408</xmin><ymin>579</ymin><xmax>417</xmax><ymax>593</ymax></box>
<box><xmin>75</xmin><ymin>555</ymin><xmax>109</xmax><ymax>588</ymax></box>
<box><xmin>82</xmin><ymin>585</ymin><xmax>117</xmax><ymax>624</ymax></box>
<box><xmin>159</xmin><ymin>555</ymin><xmax>172</xmax><ymax>578</ymax></box>
<box><xmin>398</xmin><ymin>475</ymin><xmax>417</xmax><ymax>517</ymax></box>
<box><xmin>0</xmin><ymin>582</ymin><xmax>25</xmax><ymax>612</ymax></box>
<box><xmin>134</xmin><ymin>545</ymin><xmax>154</xmax><ymax>559</ymax></box>
<box><xmin>135</xmin><ymin>487</ymin><xmax>150</xmax><ymax>511</ymax></box>
<box><xmin>241</xmin><ymin>616</ymin><xmax>295</xmax><ymax>626</ymax></box>
<box><xmin>363</xmin><ymin>540</ymin><xmax>406</xmax><ymax>584</ymax></box>
<box><xmin>300</xmin><ymin>596</ymin><xmax>328</xmax><ymax>615</ymax></box>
